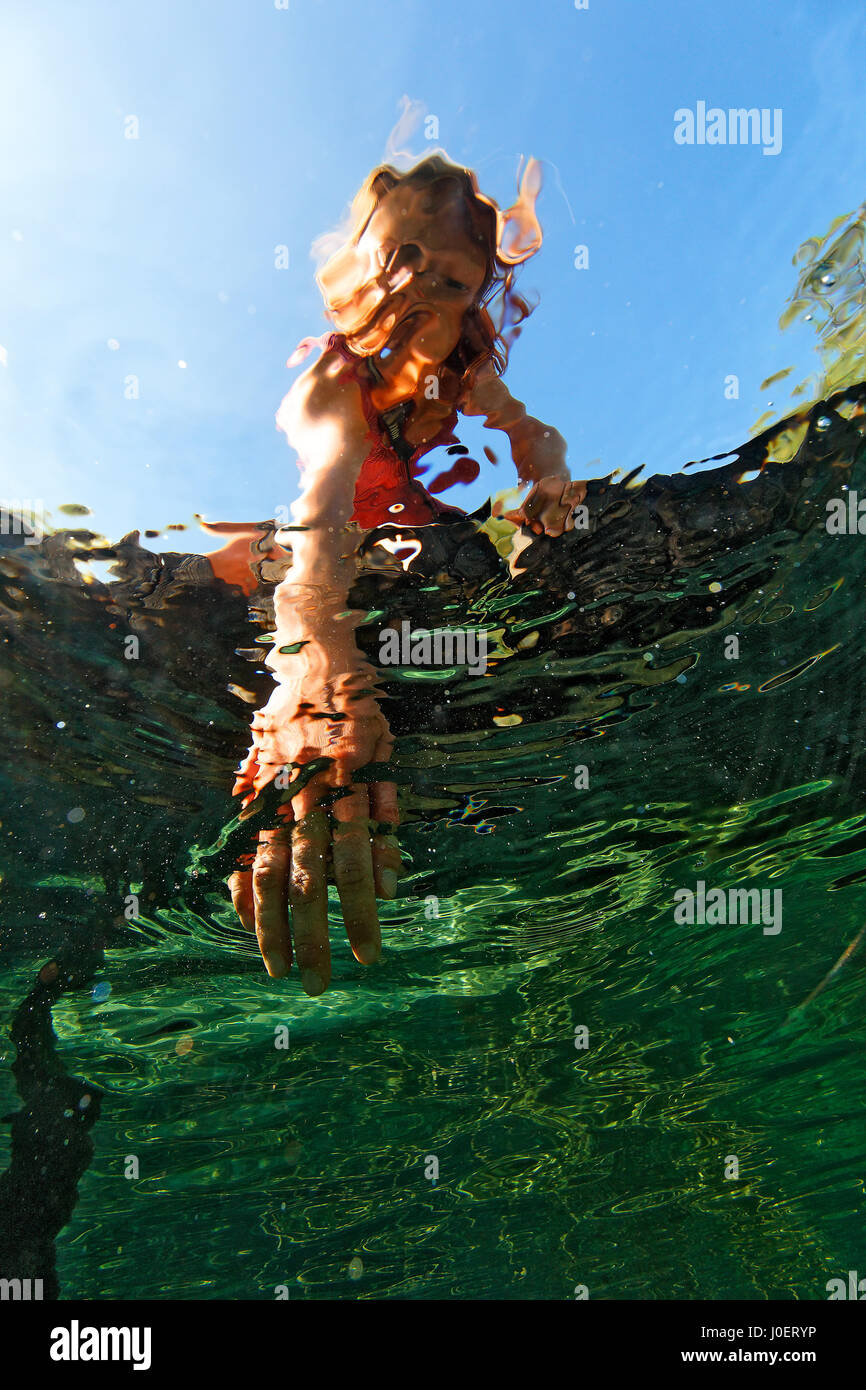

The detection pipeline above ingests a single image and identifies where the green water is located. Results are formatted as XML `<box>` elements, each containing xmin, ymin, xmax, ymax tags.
<box><xmin>3</xmin><ymin>430</ymin><xmax>866</xmax><ymax>1300</ymax></box>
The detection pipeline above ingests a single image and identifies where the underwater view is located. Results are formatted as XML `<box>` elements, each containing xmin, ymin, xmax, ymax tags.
<box><xmin>2</xmin><ymin>0</ymin><xmax>866</xmax><ymax>1341</ymax></box>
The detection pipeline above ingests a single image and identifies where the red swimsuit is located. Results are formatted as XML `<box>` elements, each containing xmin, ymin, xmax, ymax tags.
<box><xmin>328</xmin><ymin>335</ymin><xmax>466</xmax><ymax>529</ymax></box>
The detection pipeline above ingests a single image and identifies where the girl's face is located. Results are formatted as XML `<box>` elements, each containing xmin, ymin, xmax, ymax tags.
<box><xmin>326</xmin><ymin>179</ymin><xmax>489</xmax><ymax>393</ymax></box>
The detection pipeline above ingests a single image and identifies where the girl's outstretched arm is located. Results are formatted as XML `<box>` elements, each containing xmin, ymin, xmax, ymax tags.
<box><xmin>228</xmin><ymin>349</ymin><xmax>401</xmax><ymax>993</ymax></box>
<box><xmin>462</xmin><ymin>369</ymin><xmax>586</xmax><ymax>536</ymax></box>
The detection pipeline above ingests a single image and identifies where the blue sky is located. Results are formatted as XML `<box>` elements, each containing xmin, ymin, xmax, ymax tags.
<box><xmin>1</xmin><ymin>0</ymin><xmax>864</xmax><ymax>552</ymax></box>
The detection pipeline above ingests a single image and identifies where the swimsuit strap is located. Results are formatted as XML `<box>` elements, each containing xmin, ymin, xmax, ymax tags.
<box><xmin>379</xmin><ymin>402</ymin><xmax>416</xmax><ymax>465</ymax></box>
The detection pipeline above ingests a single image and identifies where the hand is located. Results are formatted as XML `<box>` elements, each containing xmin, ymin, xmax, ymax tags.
<box><xmin>227</xmin><ymin>678</ymin><xmax>401</xmax><ymax>995</ymax></box>
<box><xmin>504</xmin><ymin>476</ymin><xmax>587</xmax><ymax>538</ymax></box>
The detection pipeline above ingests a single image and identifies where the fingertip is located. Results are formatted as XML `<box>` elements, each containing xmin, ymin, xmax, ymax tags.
<box><xmin>301</xmin><ymin>968</ymin><xmax>327</xmax><ymax>996</ymax></box>
<box><xmin>264</xmin><ymin>952</ymin><xmax>291</xmax><ymax>980</ymax></box>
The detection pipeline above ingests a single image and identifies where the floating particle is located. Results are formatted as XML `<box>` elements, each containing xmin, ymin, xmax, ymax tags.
<box><xmin>816</xmin><ymin>416</ymin><xmax>831</xmax><ymax>431</ymax></box>
<box><xmin>708</xmin><ymin>581</ymin><xmax>722</xmax><ymax>593</ymax></box>
<box><xmin>493</xmin><ymin>714</ymin><xmax>523</xmax><ymax>727</ymax></box>
<box><xmin>175</xmin><ymin>1035</ymin><xmax>194</xmax><ymax>1056</ymax></box>
<box><xmin>55</xmin><ymin>721</ymin><xmax>66</xmax><ymax>729</ymax></box>
<box><xmin>642</xmin><ymin>652</ymin><xmax>654</xmax><ymax>663</ymax></box>
<box><xmin>78</xmin><ymin>1093</ymin><xmax>92</xmax><ymax>1110</ymax></box>
<box><xmin>0</xmin><ymin>346</ymin><xmax>7</xmax><ymax>367</ymax></box>
<box><xmin>348</xmin><ymin>1257</ymin><xmax>364</xmax><ymax>1280</ymax></box>
<box><xmin>107</xmin><ymin>339</ymin><xmax>120</xmax><ymax>350</ymax></box>
<box><xmin>567</xmin><ymin>591</ymin><xmax>576</xmax><ymax>601</ymax></box>
<box><xmin>91</xmin><ymin>981</ymin><xmax>111</xmax><ymax>1002</ymax></box>
<box><xmin>66</xmin><ymin>807</ymin><xmax>85</xmax><ymax>823</ymax></box>
<box><xmin>177</xmin><ymin>360</ymin><xmax>187</xmax><ymax>369</ymax></box>
<box><xmin>675</xmin><ymin>674</ymin><xmax>687</xmax><ymax>684</ymax></box>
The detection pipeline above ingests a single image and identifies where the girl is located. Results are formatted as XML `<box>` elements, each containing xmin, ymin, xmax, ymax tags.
<box><xmin>225</xmin><ymin>155</ymin><xmax>585</xmax><ymax>994</ymax></box>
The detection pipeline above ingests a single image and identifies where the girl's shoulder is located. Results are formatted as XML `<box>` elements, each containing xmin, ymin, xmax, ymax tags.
<box><xmin>277</xmin><ymin>337</ymin><xmax>371</xmax><ymax>448</ymax></box>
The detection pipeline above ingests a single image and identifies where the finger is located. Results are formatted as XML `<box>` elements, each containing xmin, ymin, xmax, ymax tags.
<box><xmin>229</xmin><ymin>868</ymin><xmax>255</xmax><ymax>933</ymax></box>
<box><xmin>289</xmin><ymin>809</ymin><xmax>331</xmax><ymax>996</ymax></box>
<box><xmin>536</xmin><ymin>505</ymin><xmax>563</xmax><ymax>537</ymax></box>
<box><xmin>252</xmin><ymin>829</ymin><xmax>293</xmax><ymax>978</ymax></box>
<box><xmin>370</xmin><ymin>781</ymin><xmax>400</xmax><ymax>825</ymax></box>
<box><xmin>373</xmin><ymin>731</ymin><xmax>395</xmax><ymax>767</ymax></box>
<box><xmin>370</xmin><ymin>783</ymin><xmax>400</xmax><ymax>900</ymax></box>
<box><xmin>331</xmin><ymin>785</ymin><xmax>380</xmax><ymax>964</ymax></box>
<box><xmin>521</xmin><ymin>487</ymin><xmax>542</xmax><ymax>520</ymax></box>
<box><xmin>372</xmin><ymin>833</ymin><xmax>402</xmax><ymax>900</ymax></box>
<box><xmin>291</xmin><ymin>771</ymin><xmax>331</xmax><ymax>821</ymax></box>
